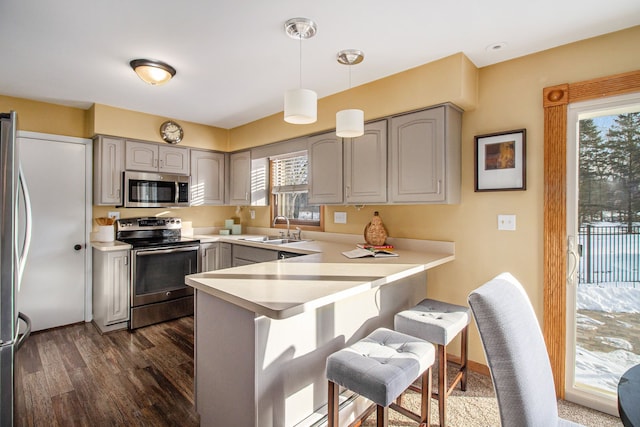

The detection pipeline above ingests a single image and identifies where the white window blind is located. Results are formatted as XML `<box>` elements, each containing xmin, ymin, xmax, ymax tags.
<box><xmin>271</xmin><ymin>152</ymin><xmax>308</xmax><ymax>194</ymax></box>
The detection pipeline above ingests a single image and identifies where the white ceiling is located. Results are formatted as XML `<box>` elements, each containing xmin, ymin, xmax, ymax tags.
<box><xmin>1</xmin><ymin>1</ymin><xmax>638</xmax><ymax>129</ymax></box>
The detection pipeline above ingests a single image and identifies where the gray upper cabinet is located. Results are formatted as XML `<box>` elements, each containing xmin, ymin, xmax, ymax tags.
<box><xmin>308</xmin><ymin>131</ymin><xmax>343</xmax><ymax>204</ymax></box>
<box><xmin>93</xmin><ymin>135</ymin><xmax>125</xmax><ymax>206</ymax></box>
<box><xmin>344</xmin><ymin>120</ymin><xmax>388</xmax><ymax>204</ymax></box>
<box><xmin>190</xmin><ymin>149</ymin><xmax>225</xmax><ymax>205</ymax></box>
<box><xmin>389</xmin><ymin>104</ymin><xmax>461</xmax><ymax>204</ymax></box>
<box><xmin>228</xmin><ymin>151</ymin><xmax>251</xmax><ymax>205</ymax></box>
<box><xmin>125</xmin><ymin>140</ymin><xmax>189</xmax><ymax>175</ymax></box>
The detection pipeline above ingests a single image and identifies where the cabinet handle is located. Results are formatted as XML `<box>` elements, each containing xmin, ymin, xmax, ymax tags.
<box><xmin>159</xmin><ymin>160</ymin><xmax>164</xmax><ymax>168</ymax></box>
<box><xmin>124</xmin><ymin>257</ymin><xmax>128</xmax><ymax>265</ymax></box>
<box><xmin>245</xmin><ymin>192</ymin><xmax>249</xmax><ymax>201</ymax></box>
<box><xmin>437</xmin><ymin>180</ymin><xmax>442</xmax><ymax>194</ymax></box>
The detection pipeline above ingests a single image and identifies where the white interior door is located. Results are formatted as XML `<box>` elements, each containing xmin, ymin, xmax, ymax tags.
<box><xmin>16</xmin><ymin>132</ymin><xmax>91</xmax><ymax>331</ymax></box>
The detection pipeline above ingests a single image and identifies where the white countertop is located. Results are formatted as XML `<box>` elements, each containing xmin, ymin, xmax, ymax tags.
<box><xmin>186</xmin><ymin>236</ymin><xmax>454</xmax><ymax>319</ymax></box>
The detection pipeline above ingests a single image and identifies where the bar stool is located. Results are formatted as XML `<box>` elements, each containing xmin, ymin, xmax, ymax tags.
<box><xmin>326</xmin><ymin>328</ymin><xmax>435</xmax><ymax>427</ymax></box>
<box><xmin>394</xmin><ymin>299</ymin><xmax>471</xmax><ymax>427</ymax></box>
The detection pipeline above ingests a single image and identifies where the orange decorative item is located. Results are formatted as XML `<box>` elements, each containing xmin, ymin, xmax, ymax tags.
<box><xmin>364</xmin><ymin>211</ymin><xmax>388</xmax><ymax>246</ymax></box>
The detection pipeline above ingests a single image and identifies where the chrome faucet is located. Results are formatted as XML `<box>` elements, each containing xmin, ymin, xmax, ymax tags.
<box><xmin>273</xmin><ymin>215</ymin><xmax>290</xmax><ymax>238</ymax></box>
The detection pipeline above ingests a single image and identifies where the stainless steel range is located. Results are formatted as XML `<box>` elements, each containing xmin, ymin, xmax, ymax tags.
<box><xmin>116</xmin><ymin>217</ymin><xmax>199</xmax><ymax>329</ymax></box>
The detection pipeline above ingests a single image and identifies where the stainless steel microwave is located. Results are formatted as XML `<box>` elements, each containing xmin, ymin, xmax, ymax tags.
<box><xmin>122</xmin><ymin>171</ymin><xmax>190</xmax><ymax>208</ymax></box>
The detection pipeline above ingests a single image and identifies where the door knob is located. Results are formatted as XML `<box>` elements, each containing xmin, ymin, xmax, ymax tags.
<box><xmin>74</xmin><ymin>244</ymin><xmax>83</xmax><ymax>251</ymax></box>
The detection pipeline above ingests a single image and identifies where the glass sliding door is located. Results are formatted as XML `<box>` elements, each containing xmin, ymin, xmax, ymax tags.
<box><xmin>566</xmin><ymin>93</ymin><xmax>640</xmax><ymax>415</ymax></box>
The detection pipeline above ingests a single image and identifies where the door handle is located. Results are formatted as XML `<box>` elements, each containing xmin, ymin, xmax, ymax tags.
<box><xmin>74</xmin><ymin>244</ymin><xmax>83</xmax><ymax>251</ymax></box>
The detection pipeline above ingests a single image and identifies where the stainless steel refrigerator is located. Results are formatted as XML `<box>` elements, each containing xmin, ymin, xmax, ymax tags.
<box><xmin>0</xmin><ymin>111</ymin><xmax>32</xmax><ymax>426</ymax></box>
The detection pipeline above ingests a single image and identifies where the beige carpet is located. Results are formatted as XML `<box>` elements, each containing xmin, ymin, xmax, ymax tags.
<box><xmin>362</xmin><ymin>368</ymin><xmax>622</xmax><ymax>426</ymax></box>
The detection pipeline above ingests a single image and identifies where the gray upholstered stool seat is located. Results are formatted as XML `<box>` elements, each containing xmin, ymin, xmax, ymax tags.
<box><xmin>326</xmin><ymin>327</ymin><xmax>435</xmax><ymax>427</ymax></box>
<box><xmin>395</xmin><ymin>299</ymin><xmax>471</xmax><ymax>427</ymax></box>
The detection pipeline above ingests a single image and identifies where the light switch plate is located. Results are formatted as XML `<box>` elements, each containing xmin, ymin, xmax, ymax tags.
<box><xmin>498</xmin><ymin>214</ymin><xmax>516</xmax><ymax>231</ymax></box>
<box><xmin>334</xmin><ymin>212</ymin><xmax>347</xmax><ymax>224</ymax></box>
<box><xmin>108</xmin><ymin>211</ymin><xmax>120</xmax><ymax>220</ymax></box>
<box><xmin>250</xmin><ymin>209</ymin><xmax>256</xmax><ymax>219</ymax></box>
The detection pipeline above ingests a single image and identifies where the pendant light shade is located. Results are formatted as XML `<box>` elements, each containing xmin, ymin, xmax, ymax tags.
<box><xmin>336</xmin><ymin>49</ymin><xmax>365</xmax><ymax>138</ymax></box>
<box><xmin>336</xmin><ymin>109</ymin><xmax>364</xmax><ymax>137</ymax></box>
<box><xmin>130</xmin><ymin>59</ymin><xmax>176</xmax><ymax>86</ymax></box>
<box><xmin>284</xmin><ymin>88</ymin><xmax>317</xmax><ymax>124</ymax></box>
<box><xmin>283</xmin><ymin>18</ymin><xmax>318</xmax><ymax>125</ymax></box>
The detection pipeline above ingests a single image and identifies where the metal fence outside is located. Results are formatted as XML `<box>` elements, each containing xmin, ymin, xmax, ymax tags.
<box><xmin>578</xmin><ymin>224</ymin><xmax>640</xmax><ymax>285</ymax></box>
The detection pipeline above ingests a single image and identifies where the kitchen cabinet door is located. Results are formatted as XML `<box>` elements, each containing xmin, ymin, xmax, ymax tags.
<box><xmin>92</xmin><ymin>248</ymin><xmax>130</xmax><ymax>333</ymax></box>
<box><xmin>232</xmin><ymin>244</ymin><xmax>278</xmax><ymax>266</ymax></box>
<box><xmin>158</xmin><ymin>145</ymin><xmax>189</xmax><ymax>175</ymax></box>
<box><xmin>125</xmin><ymin>140</ymin><xmax>157</xmax><ymax>172</ymax></box>
<box><xmin>125</xmin><ymin>140</ymin><xmax>189</xmax><ymax>175</ymax></box>
<box><xmin>228</xmin><ymin>151</ymin><xmax>251</xmax><ymax>205</ymax></box>
<box><xmin>200</xmin><ymin>242</ymin><xmax>219</xmax><ymax>272</ymax></box>
<box><xmin>344</xmin><ymin>120</ymin><xmax>388</xmax><ymax>204</ymax></box>
<box><xmin>389</xmin><ymin>105</ymin><xmax>461</xmax><ymax>203</ymax></box>
<box><xmin>94</xmin><ymin>135</ymin><xmax>124</xmax><ymax>205</ymax></box>
<box><xmin>308</xmin><ymin>131</ymin><xmax>343</xmax><ymax>204</ymax></box>
<box><xmin>191</xmin><ymin>149</ymin><xmax>225</xmax><ymax>205</ymax></box>
<box><xmin>219</xmin><ymin>242</ymin><xmax>232</xmax><ymax>269</ymax></box>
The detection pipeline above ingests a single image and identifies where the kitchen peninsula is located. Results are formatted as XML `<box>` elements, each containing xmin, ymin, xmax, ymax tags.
<box><xmin>186</xmin><ymin>237</ymin><xmax>454</xmax><ymax>427</ymax></box>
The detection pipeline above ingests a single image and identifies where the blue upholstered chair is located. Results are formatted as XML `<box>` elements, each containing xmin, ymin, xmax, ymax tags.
<box><xmin>467</xmin><ymin>273</ymin><xmax>584</xmax><ymax>427</ymax></box>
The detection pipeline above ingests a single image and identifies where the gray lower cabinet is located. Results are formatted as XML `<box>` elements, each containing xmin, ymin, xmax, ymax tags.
<box><xmin>200</xmin><ymin>242</ymin><xmax>219</xmax><ymax>272</ymax></box>
<box><xmin>389</xmin><ymin>104</ymin><xmax>461</xmax><ymax>204</ymax></box>
<box><xmin>92</xmin><ymin>248</ymin><xmax>130</xmax><ymax>333</ymax></box>
<box><xmin>232</xmin><ymin>244</ymin><xmax>278</xmax><ymax>266</ymax></box>
<box><xmin>219</xmin><ymin>242</ymin><xmax>232</xmax><ymax>269</ymax></box>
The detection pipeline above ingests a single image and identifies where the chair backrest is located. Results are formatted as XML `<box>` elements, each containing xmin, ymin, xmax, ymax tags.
<box><xmin>468</xmin><ymin>272</ymin><xmax>559</xmax><ymax>427</ymax></box>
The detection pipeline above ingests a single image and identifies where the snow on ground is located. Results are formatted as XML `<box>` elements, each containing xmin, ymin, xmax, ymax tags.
<box><xmin>575</xmin><ymin>284</ymin><xmax>640</xmax><ymax>393</ymax></box>
<box><xmin>575</xmin><ymin>346</ymin><xmax>640</xmax><ymax>393</ymax></box>
<box><xmin>577</xmin><ymin>285</ymin><xmax>640</xmax><ymax>313</ymax></box>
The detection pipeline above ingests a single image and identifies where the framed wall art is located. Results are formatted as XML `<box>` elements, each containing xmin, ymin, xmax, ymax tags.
<box><xmin>474</xmin><ymin>129</ymin><xmax>526</xmax><ymax>191</ymax></box>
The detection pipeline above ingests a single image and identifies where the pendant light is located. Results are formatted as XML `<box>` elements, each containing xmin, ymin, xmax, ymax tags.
<box><xmin>284</xmin><ymin>18</ymin><xmax>317</xmax><ymax>124</ymax></box>
<box><xmin>336</xmin><ymin>49</ymin><xmax>364</xmax><ymax>138</ymax></box>
<box><xmin>130</xmin><ymin>59</ymin><xmax>176</xmax><ymax>86</ymax></box>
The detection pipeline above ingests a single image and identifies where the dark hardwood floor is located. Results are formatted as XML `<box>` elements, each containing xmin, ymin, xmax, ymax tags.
<box><xmin>15</xmin><ymin>316</ymin><xmax>199</xmax><ymax>426</ymax></box>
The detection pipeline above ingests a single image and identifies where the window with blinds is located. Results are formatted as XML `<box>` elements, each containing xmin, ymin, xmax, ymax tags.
<box><xmin>270</xmin><ymin>152</ymin><xmax>322</xmax><ymax>228</ymax></box>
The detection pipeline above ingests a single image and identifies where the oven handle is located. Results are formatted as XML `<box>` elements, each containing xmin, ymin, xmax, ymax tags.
<box><xmin>135</xmin><ymin>246</ymin><xmax>200</xmax><ymax>256</ymax></box>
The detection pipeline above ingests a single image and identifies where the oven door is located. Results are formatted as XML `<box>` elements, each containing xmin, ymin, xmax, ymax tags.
<box><xmin>131</xmin><ymin>244</ymin><xmax>199</xmax><ymax>307</ymax></box>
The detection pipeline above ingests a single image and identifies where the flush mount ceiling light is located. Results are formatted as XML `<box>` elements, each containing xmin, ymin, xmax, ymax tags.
<box><xmin>283</xmin><ymin>17</ymin><xmax>318</xmax><ymax>124</ymax></box>
<box><xmin>336</xmin><ymin>49</ymin><xmax>365</xmax><ymax>138</ymax></box>
<box><xmin>130</xmin><ymin>59</ymin><xmax>176</xmax><ymax>86</ymax></box>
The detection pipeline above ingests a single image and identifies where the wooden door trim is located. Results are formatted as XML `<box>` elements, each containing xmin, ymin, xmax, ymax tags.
<box><xmin>543</xmin><ymin>70</ymin><xmax>640</xmax><ymax>397</ymax></box>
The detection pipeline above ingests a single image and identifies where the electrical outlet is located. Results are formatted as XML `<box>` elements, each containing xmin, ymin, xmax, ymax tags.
<box><xmin>108</xmin><ymin>211</ymin><xmax>120</xmax><ymax>220</ymax></box>
<box><xmin>250</xmin><ymin>209</ymin><xmax>255</xmax><ymax>219</ymax></box>
<box><xmin>498</xmin><ymin>214</ymin><xmax>516</xmax><ymax>231</ymax></box>
<box><xmin>334</xmin><ymin>212</ymin><xmax>347</xmax><ymax>224</ymax></box>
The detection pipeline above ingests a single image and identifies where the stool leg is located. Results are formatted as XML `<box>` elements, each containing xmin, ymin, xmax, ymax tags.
<box><xmin>421</xmin><ymin>367</ymin><xmax>432</xmax><ymax>427</ymax></box>
<box><xmin>328</xmin><ymin>381</ymin><xmax>339</xmax><ymax>427</ymax></box>
<box><xmin>461</xmin><ymin>326</ymin><xmax>469</xmax><ymax>391</ymax></box>
<box><xmin>376</xmin><ymin>405</ymin><xmax>388</xmax><ymax>427</ymax></box>
<box><xmin>438</xmin><ymin>344</ymin><xmax>447</xmax><ymax>427</ymax></box>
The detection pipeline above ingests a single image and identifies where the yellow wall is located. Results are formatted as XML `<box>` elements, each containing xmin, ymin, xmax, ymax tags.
<box><xmin>91</xmin><ymin>103</ymin><xmax>229</xmax><ymax>151</ymax></box>
<box><xmin>0</xmin><ymin>95</ymin><xmax>89</xmax><ymax>137</ymax></box>
<box><xmin>229</xmin><ymin>53</ymin><xmax>478</xmax><ymax>150</ymax></box>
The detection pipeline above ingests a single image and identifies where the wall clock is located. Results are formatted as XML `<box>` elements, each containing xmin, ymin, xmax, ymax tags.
<box><xmin>160</xmin><ymin>120</ymin><xmax>184</xmax><ymax>144</ymax></box>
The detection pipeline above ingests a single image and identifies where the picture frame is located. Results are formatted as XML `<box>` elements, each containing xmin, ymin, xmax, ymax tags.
<box><xmin>474</xmin><ymin>129</ymin><xmax>526</xmax><ymax>191</ymax></box>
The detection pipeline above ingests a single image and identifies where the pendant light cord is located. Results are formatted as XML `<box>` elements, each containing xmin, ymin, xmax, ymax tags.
<box><xmin>299</xmin><ymin>34</ymin><xmax>303</xmax><ymax>89</ymax></box>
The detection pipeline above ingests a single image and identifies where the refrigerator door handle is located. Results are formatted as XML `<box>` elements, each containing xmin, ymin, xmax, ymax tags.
<box><xmin>16</xmin><ymin>164</ymin><xmax>32</xmax><ymax>288</ymax></box>
<box><xmin>15</xmin><ymin>312</ymin><xmax>31</xmax><ymax>351</ymax></box>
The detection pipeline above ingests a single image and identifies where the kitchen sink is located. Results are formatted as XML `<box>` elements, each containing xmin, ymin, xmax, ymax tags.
<box><xmin>239</xmin><ymin>236</ymin><xmax>311</xmax><ymax>245</ymax></box>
